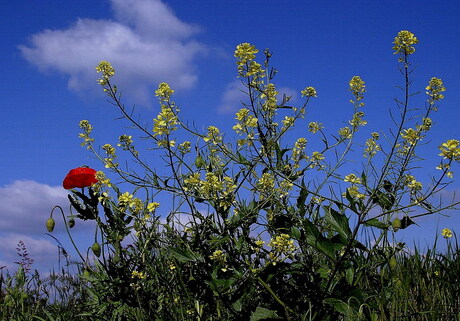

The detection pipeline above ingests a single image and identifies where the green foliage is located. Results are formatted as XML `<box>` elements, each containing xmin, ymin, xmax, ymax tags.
<box><xmin>30</xmin><ymin>30</ymin><xmax>460</xmax><ymax>320</ymax></box>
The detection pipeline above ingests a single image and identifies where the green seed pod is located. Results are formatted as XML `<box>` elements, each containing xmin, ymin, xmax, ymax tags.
<box><xmin>392</xmin><ymin>218</ymin><xmax>401</xmax><ymax>231</ymax></box>
<box><xmin>91</xmin><ymin>242</ymin><xmax>101</xmax><ymax>257</ymax></box>
<box><xmin>68</xmin><ymin>218</ymin><xmax>75</xmax><ymax>228</ymax></box>
<box><xmin>46</xmin><ymin>217</ymin><xmax>55</xmax><ymax>233</ymax></box>
<box><xmin>194</xmin><ymin>154</ymin><xmax>205</xmax><ymax>169</ymax></box>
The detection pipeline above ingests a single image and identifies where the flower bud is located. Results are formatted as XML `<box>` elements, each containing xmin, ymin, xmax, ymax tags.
<box><xmin>392</xmin><ymin>218</ymin><xmax>401</xmax><ymax>231</ymax></box>
<box><xmin>195</xmin><ymin>154</ymin><xmax>205</xmax><ymax>169</ymax></box>
<box><xmin>91</xmin><ymin>242</ymin><xmax>101</xmax><ymax>257</ymax></box>
<box><xmin>46</xmin><ymin>217</ymin><xmax>55</xmax><ymax>232</ymax></box>
<box><xmin>68</xmin><ymin>218</ymin><xmax>75</xmax><ymax>228</ymax></box>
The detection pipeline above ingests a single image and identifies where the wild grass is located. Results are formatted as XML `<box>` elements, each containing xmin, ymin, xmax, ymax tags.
<box><xmin>1</xmin><ymin>236</ymin><xmax>459</xmax><ymax>320</ymax></box>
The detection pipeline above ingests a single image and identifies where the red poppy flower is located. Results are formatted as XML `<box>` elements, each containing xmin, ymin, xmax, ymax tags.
<box><xmin>63</xmin><ymin>167</ymin><xmax>98</xmax><ymax>189</ymax></box>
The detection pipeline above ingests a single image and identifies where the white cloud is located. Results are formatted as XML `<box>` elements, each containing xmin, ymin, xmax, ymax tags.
<box><xmin>19</xmin><ymin>0</ymin><xmax>207</xmax><ymax>106</ymax></box>
<box><xmin>217</xmin><ymin>80</ymin><xmax>247</xmax><ymax>114</ymax></box>
<box><xmin>0</xmin><ymin>180</ymin><xmax>68</xmax><ymax>235</ymax></box>
<box><xmin>0</xmin><ymin>234</ymin><xmax>57</xmax><ymax>270</ymax></box>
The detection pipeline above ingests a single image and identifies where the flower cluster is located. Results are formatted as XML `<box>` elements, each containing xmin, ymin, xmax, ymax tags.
<box><xmin>349</xmin><ymin>111</ymin><xmax>367</xmax><ymax>128</ymax></box>
<box><xmin>234</xmin><ymin>43</ymin><xmax>261</xmax><ymax>78</ymax></box>
<box><xmin>309</xmin><ymin>151</ymin><xmax>325</xmax><ymax>169</ymax></box>
<box><xmin>345</xmin><ymin>185</ymin><xmax>366</xmax><ymax>200</ymax></box>
<box><xmin>349</xmin><ymin>76</ymin><xmax>366</xmax><ymax>103</ymax></box>
<box><xmin>78</xmin><ymin>120</ymin><xmax>94</xmax><ymax>148</ymax></box>
<box><xmin>184</xmin><ymin>172</ymin><xmax>236</xmax><ymax>208</ymax></box>
<box><xmin>339</xmin><ymin>126</ymin><xmax>352</xmax><ymax>139</ymax></box>
<box><xmin>344</xmin><ymin>173</ymin><xmax>362</xmax><ymax>184</ymax></box>
<box><xmin>233</xmin><ymin>108</ymin><xmax>258</xmax><ymax>146</ymax></box>
<box><xmin>364</xmin><ymin>132</ymin><xmax>381</xmax><ymax>158</ymax></box>
<box><xmin>441</xmin><ymin>228</ymin><xmax>453</xmax><ymax>239</ymax></box>
<box><xmin>426</xmin><ymin>77</ymin><xmax>446</xmax><ymax>105</ymax></box>
<box><xmin>102</xmin><ymin>143</ymin><xmax>118</xmax><ymax>168</ymax></box>
<box><xmin>400</xmin><ymin>128</ymin><xmax>420</xmax><ymax>146</ymax></box>
<box><xmin>308</xmin><ymin>121</ymin><xmax>323</xmax><ymax>134</ymax></box>
<box><xmin>301</xmin><ymin>86</ymin><xmax>317</xmax><ymax>98</ymax></box>
<box><xmin>153</xmin><ymin>104</ymin><xmax>179</xmax><ymax>146</ymax></box>
<box><xmin>203</xmin><ymin>126</ymin><xmax>223</xmax><ymax>145</ymax></box>
<box><xmin>257</xmin><ymin>172</ymin><xmax>275</xmax><ymax>199</ymax></box>
<box><xmin>155</xmin><ymin>82</ymin><xmax>175</xmax><ymax>102</ymax></box>
<box><xmin>439</xmin><ymin>139</ymin><xmax>460</xmax><ymax>160</ymax></box>
<box><xmin>96</xmin><ymin>61</ymin><xmax>115</xmax><ymax>86</ymax></box>
<box><xmin>404</xmin><ymin>175</ymin><xmax>423</xmax><ymax>194</ymax></box>
<box><xmin>268</xmin><ymin>234</ymin><xmax>296</xmax><ymax>264</ymax></box>
<box><xmin>392</xmin><ymin>30</ymin><xmax>418</xmax><ymax>55</ymax></box>
<box><xmin>261</xmin><ymin>83</ymin><xmax>278</xmax><ymax>113</ymax></box>
<box><xmin>291</xmin><ymin>137</ymin><xmax>308</xmax><ymax>169</ymax></box>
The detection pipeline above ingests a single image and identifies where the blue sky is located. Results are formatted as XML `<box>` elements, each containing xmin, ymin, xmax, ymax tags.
<box><xmin>1</xmin><ymin>0</ymin><xmax>460</xmax><ymax>271</ymax></box>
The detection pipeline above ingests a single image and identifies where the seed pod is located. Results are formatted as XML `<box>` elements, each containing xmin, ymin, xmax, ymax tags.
<box><xmin>68</xmin><ymin>218</ymin><xmax>75</xmax><ymax>228</ymax></box>
<box><xmin>194</xmin><ymin>154</ymin><xmax>205</xmax><ymax>169</ymax></box>
<box><xmin>46</xmin><ymin>217</ymin><xmax>55</xmax><ymax>232</ymax></box>
<box><xmin>392</xmin><ymin>218</ymin><xmax>401</xmax><ymax>231</ymax></box>
<box><xmin>91</xmin><ymin>242</ymin><xmax>101</xmax><ymax>257</ymax></box>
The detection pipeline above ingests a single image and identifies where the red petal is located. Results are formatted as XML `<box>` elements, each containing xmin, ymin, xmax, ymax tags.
<box><xmin>63</xmin><ymin>167</ymin><xmax>98</xmax><ymax>189</ymax></box>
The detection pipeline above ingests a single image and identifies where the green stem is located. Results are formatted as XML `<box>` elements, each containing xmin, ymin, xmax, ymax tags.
<box><xmin>257</xmin><ymin>276</ymin><xmax>293</xmax><ymax>321</ymax></box>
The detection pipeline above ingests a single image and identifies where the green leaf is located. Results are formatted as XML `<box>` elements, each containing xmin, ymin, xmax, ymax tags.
<box><xmin>290</xmin><ymin>226</ymin><xmax>302</xmax><ymax>239</ymax></box>
<box><xmin>325</xmin><ymin>206</ymin><xmax>351</xmax><ymax>239</ymax></box>
<box><xmin>324</xmin><ymin>298</ymin><xmax>356</xmax><ymax>316</ymax></box>
<box><xmin>363</xmin><ymin>218</ymin><xmax>389</xmax><ymax>229</ymax></box>
<box><xmin>169</xmin><ymin>248</ymin><xmax>202</xmax><ymax>263</ymax></box>
<box><xmin>296</xmin><ymin>179</ymin><xmax>308</xmax><ymax>214</ymax></box>
<box><xmin>371</xmin><ymin>190</ymin><xmax>395</xmax><ymax>210</ymax></box>
<box><xmin>232</xmin><ymin>299</ymin><xmax>243</xmax><ymax>312</ymax></box>
<box><xmin>237</xmin><ymin>151</ymin><xmax>251</xmax><ymax>166</ymax></box>
<box><xmin>250</xmin><ymin>307</ymin><xmax>282</xmax><ymax>321</ymax></box>
<box><xmin>303</xmin><ymin>219</ymin><xmax>336</xmax><ymax>259</ymax></box>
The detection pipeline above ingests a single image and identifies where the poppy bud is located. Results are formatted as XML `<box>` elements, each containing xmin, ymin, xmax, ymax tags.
<box><xmin>392</xmin><ymin>218</ymin><xmax>401</xmax><ymax>231</ymax></box>
<box><xmin>46</xmin><ymin>217</ymin><xmax>55</xmax><ymax>232</ymax></box>
<box><xmin>91</xmin><ymin>242</ymin><xmax>101</xmax><ymax>257</ymax></box>
<box><xmin>68</xmin><ymin>218</ymin><xmax>75</xmax><ymax>228</ymax></box>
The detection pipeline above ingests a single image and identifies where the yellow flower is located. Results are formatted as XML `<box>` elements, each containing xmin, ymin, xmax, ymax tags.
<box><xmin>426</xmin><ymin>77</ymin><xmax>446</xmax><ymax>103</ymax></box>
<box><xmin>118</xmin><ymin>192</ymin><xmax>134</xmax><ymax>207</ymax></box>
<box><xmin>308</xmin><ymin>121</ymin><xmax>323</xmax><ymax>134</ymax></box>
<box><xmin>147</xmin><ymin>202</ymin><xmax>160</xmax><ymax>213</ymax></box>
<box><xmin>131</xmin><ymin>270</ymin><xmax>146</xmax><ymax>280</ymax></box>
<box><xmin>392</xmin><ymin>30</ymin><xmax>418</xmax><ymax>55</ymax></box>
<box><xmin>153</xmin><ymin>105</ymin><xmax>178</xmax><ymax>136</ymax></box>
<box><xmin>441</xmin><ymin>228</ymin><xmax>453</xmax><ymax>238</ymax></box>
<box><xmin>349</xmin><ymin>76</ymin><xmax>366</xmax><ymax>101</ymax></box>
<box><xmin>96</xmin><ymin>61</ymin><xmax>115</xmax><ymax>85</ymax></box>
<box><xmin>344</xmin><ymin>173</ymin><xmax>362</xmax><ymax>184</ymax></box>
<box><xmin>339</xmin><ymin>127</ymin><xmax>352</xmax><ymax>139</ymax></box>
<box><xmin>439</xmin><ymin>139</ymin><xmax>460</xmax><ymax>160</ymax></box>
<box><xmin>155</xmin><ymin>82</ymin><xmax>174</xmax><ymax>101</ymax></box>
<box><xmin>301</xmin><ymin>86</ymin><xmax>317</xmax><ymax>97</ymax></box>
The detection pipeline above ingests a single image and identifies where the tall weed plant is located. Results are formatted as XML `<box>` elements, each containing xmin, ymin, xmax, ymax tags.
<box><xmin>44</xmin><ymin>30</ymin><xmax>460</xmax><ymax>320</ymax></box>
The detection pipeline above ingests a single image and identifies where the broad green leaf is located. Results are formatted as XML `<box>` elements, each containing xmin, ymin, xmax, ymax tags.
<box><xmin>325</xmin><ymin>206</ymin><xmax>352</xmax><ymax>239</ymax></box>
<box><xmin>250</xmin><ymin>306</ymin><xmax>282</xmax><ymax>321</ymax></box>
<box><xmin>290</xmin><ymin>226</ymin><xmax>302</xmax><ymax>239</ymax></box>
